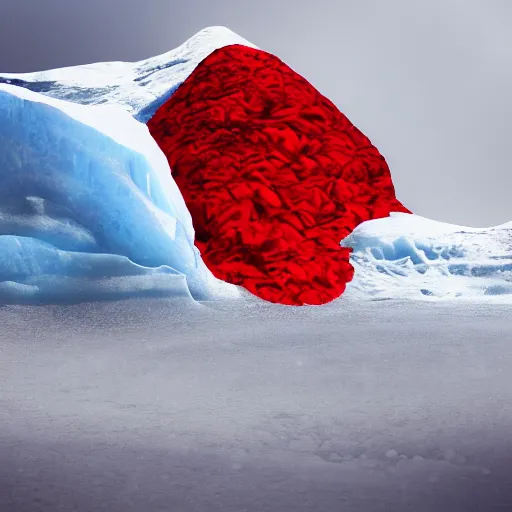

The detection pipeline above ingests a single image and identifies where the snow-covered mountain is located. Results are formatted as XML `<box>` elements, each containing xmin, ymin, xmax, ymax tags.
<box><xmin>0</xmin><ymin>26</ymin><xmax>256</xmax><ymax>123</ymax></box>
<box><xmin>0</xmin><ymin>26</ymin><xmax>510</xmax><ymax>304</ymax></box>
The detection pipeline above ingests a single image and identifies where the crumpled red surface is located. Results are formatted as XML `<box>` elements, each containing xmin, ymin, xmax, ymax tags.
<box><xmin>148</xmin><ymin>44</ymin><xmax>411</xmax><ymax>305</ymax></box>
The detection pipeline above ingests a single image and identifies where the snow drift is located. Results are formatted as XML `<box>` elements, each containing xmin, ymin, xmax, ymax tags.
<box><xmin>342</xmin><ymin>213</ymin><xmax>512</xmax><ymax>300</ymax></box>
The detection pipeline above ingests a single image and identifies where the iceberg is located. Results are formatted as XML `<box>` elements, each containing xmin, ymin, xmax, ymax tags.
<box><xmin>0</xmin><ymin>27</ymin><xmax>252</xmax><ymax>305</ymax></box>
<box><xmin>0</xmin><ymin>83</ymin><xmax>239</xmax><ymax>304</ymax></box>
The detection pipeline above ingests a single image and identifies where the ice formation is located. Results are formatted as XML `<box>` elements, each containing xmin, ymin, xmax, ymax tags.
<box><xmin>0</xmin><ymin>83</ymin><xmax>238</xmax><ymax>304</ymax></box>
<box><xmin>0</xmin><ymin>26</ymin><xmax>510</xmax><ymax>304</ymax></box>
<box><xmin>342</xmin><ymin>213</ymin><xmax>512</xmax><ymax>300</ymax></box>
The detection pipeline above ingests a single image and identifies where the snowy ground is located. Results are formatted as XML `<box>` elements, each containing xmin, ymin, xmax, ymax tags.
<box><xmin>1</xmin><ymin>297</ymin><xmax>511</xmax><ymax>512</ymax></box>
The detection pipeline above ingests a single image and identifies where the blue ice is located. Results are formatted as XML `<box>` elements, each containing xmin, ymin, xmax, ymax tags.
<box><xmin>0</xmin><ymin>85</ymin><xmax>232</xmax><ymax>304</ymax></box>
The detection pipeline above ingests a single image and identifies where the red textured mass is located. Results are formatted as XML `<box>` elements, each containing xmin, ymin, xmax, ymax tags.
<box><xmin>148</xmin><ymin>44</ymin><xmax>411</xmax><ymax>306</ymax></box>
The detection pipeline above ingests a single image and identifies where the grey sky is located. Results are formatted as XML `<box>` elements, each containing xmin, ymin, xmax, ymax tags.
<box><xmin>1</xmin><ymin>0</ymin><xmax>510</xmax><ymax>227</ymax></box>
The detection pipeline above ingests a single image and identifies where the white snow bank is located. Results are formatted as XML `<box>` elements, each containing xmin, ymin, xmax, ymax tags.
<box><xmin>0</xmin><ymin>26</ymin><xmax>257</xmax><ymax>122</ymax></box>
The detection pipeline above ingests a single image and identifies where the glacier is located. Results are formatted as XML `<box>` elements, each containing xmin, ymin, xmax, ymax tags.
<box><xmin>0</xmin><ymin>83</ymin><xmax>238</xmax><ymax>304</ymax></box>
<box><xmin>0</xmin><ymin>26</ymin><xmax>510</xmax><ymax>305</ymax></box>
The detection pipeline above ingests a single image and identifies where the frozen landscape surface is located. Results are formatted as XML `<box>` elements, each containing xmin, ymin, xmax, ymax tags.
<box><xmin>0</xmin><ymin>26</ymin><xmax>256</xmax><ymax>123</ymax></box>
<box><xmin>1</xmin><ymin>23</ymin><xmax>510</xmax><ymax>512</ymax></box>
<box><xmin>0</xmin><ymin>81</ymin><xmax>238</xmax><ymax>303</ymax></box>
<box><xmin>0</xmin><ymin>79</ymin><xmax>510</xmax><ymax>304</ymax></box>
<box><xmin>0</xmin><ymin>26</ymin><xmax>510</xmax><ymax>305</ymax></box>
<box><xmin>1</xmin><ymin>297</ymin><xmax>511</xmax><ymax>511</ymax></box>
<box><xmin>343</xmin><ymin>212</ymin><xmax>512</xmax><ymax>301</ymax></box>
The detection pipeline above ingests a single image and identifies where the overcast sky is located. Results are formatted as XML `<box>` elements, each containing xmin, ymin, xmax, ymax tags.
<box><xmin>1</xmin><ymin>0</ymin><xmax>510</xmax><ymax>226</ymax></box>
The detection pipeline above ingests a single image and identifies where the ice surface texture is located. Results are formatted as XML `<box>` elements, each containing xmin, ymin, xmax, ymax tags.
<box><xmin>0</xmin><ymin>84</ymin><xmax>237</xmax><ymax>304</ymax></box>
<box><xmin>342</xmin><ymin>213</ymin><xmax>512</xmax><ymax>300</ymax></box>
<box><xmin>147</xmin><ymin>44</ymin><xmax>410</xmax><ymax>305</ymax></box>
